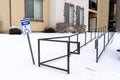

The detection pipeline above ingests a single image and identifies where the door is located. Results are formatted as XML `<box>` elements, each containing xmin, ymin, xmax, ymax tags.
<box><xmin>89</xmin><ymin>17</ymin><xmax>97</xmax><ymax>31</ymax></box>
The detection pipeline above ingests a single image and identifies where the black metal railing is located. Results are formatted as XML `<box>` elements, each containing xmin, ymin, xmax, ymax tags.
<box><xmin>95</xmin><ymin>27</ymin><xmax>115</xmax><ymax>63</ymax></box>
<box><xmin>38</xmin><ymin>34</ymin><xmax>80</xmax><ymax>74</ymax></box>
<box><xmin>80</xmin><ymin>26</ymin><xmax>107</xmax><ymax>48</ymax></box>
<box><xmin>38</xmin><ymin>26</ymin><xmax>108</xmax><ymax>74</ymax></box>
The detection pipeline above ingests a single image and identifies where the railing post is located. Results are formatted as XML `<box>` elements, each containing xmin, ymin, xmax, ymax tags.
<box><xmin>102</xmin><ymin>27</ymin><xmax>104</xmax><ymax>34</ymax></box>
<box><xmin>67</xmin><ymin>37</ymin><xmax>70</xmax><ymax>74</ymax></box>
<box><xmin>90</xmin><ymin>30</ymin><xmax>92</xmax><ymax>41</ymax></box>
<box><xmin>77</xmin><ymin>33</ymin><xmax>78</xmax><ymax>43</ymax></box>
<box><xmin>85</xmin><ymin>31</ymin><xmax>87</xmax><ymax>45</ymax></box>
<box><xmin>108</xmin><ymin>31</ymin><xmax>109</xmax><ymax>43</ymax></box>
<box><xmin>105</xmin><ymin>26</ymin><xmax>106</xmax><ymax>32</ymax></box>
<box><xmin>95</xmin><ymin>29</ymin><xmax>96</xmax><ymax>39</ymax></box>
<box><xmin>38</xmin><ymin>40</ymin><xmax>40</xmax><ymax>67</ymax></box>
<box><xmin>77</xmin><ymin>42</ymin><xmax>80</xmax><ymax>54</ymax></box>
<box><xmin>76</xmin><ymin>34</ymin><xmax>80</xmax><ymax>54</ymax></box>
<box><xmin>104</xmin><ymin>34</ymin><xmax>105</xmax><ymax>50</ymax></box>
<box><xmin>95</xmin><ymin>39</ymin><xmax>98</xmax><ymax>63</ymax></box>
<box><xmin>98</xmin><ymin>28</ymin><xmax>99</xmax><ymax>37</ymax></box>
<box><xmin>100</xmin><ymin>27</ymin><xmax>102</xmax><ymax>36</ymax></box>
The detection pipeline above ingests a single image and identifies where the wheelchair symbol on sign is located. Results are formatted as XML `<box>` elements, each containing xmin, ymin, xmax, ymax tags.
<box><xmin>24</xmin><ymin>25</ymin><xmax>31</xmax><ymax>34</ymax></box>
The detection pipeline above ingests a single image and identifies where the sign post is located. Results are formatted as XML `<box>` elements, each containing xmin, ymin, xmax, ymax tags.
<box><xmin>21</xmin><ymin>18</ymin><xmax>35</xmax><ymax>65</ymax></box>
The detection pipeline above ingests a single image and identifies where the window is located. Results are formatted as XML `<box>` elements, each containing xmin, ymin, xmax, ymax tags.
<box><xmin>69</xmin><ymin>6</ymin><xmax>74</xmax><ymax>26</ymax></box>
<box><xmin>89</xmin><ymin>0</ymin><xmax>98</xmax><ymax>10</ymax></box>
<box><xmin>64</xmin><ymin>3</ymin><xmax>74</xmax><ymax>26</ymax></box>
<box><xmin>80</xmin><ymin>8</ymin><xmax>84</xmax><ymax>25</ymax></box>
<box><xmin>76</xmin><ymin>6</ymin><xmax>80</xmax><ymax>25</ymax></box>
<box><xmin>76</xmin><ymin>6</ymin><xmax>84</xmax><ymax>25</ymax></box>
<box><xmin>25</xmin><ymin>0</ymin><xmax>43</xmax><ymax>21</ymax></box>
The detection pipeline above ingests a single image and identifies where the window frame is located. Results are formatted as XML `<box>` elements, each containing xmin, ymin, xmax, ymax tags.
<box><xmin>25</xmin><ymin>0</ymin><xmax>44</xmax><ymax>22</ymax></box>
<box><xmin>76</xmin><ymin>6</ymin><xmax>84</xmax><ymax>26</ymax></box>
<box><xmin>64</xmin><ymin>3</ymin><xmax>74</xmax><ymax>26</ymax></box>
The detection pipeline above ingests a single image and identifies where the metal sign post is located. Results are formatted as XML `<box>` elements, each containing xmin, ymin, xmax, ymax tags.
<box><xmin>21</xmin><ymin>18</ymin><xmax>35</xmax><ymax>65</ymax></box>
<box><xmin>27</xmin><ymin>33</ymin><xmax>35</xmax><ymax>65</ymax></box>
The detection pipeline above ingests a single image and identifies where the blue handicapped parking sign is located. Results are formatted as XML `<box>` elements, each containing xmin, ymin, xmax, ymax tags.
<box><xmin>20</xmin><ymin>18</ymin><xmax>35</xmax><ymax>65</ymax></box>
<box><xmin>21</xmin><ymin>18</ymin><xmax>32</xmax><ymax>34</ymax></box>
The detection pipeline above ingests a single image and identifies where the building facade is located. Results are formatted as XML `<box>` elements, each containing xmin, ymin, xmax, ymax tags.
<box><xmin>89</xmin><ymin>0</ymin><xmax>110</xmax><ymax>31</ymax></box>
<box><xmin>0</xmin><ymin>0</ymin><xmax>118</xmax><ymax>33</ymax></box>
<box><xmin>0</xmin><ymin>0</ymin><xmax>50</xmax><ymax>33</ymax></box>
<box><xmin>50</xmin><ymin>0</ymin><xmax>88</xmax><ymax>31</ymax></box>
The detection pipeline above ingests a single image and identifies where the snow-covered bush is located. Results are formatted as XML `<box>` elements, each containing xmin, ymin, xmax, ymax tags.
<box><xmin>44</xmin><ymin>27</ymin><xmax>56</xmax><ymax>33</ymax></box>
<box><xmin>9</xmin><ymin>26</ymin><xmax>22</xmax><ymax>34</ymax></box>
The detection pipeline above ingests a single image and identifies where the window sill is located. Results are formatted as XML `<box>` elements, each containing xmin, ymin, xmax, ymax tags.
<box><xmin>24</xmin><ymin>18</ymin><xmax>44</xmax><ymax>22</ymax></box>
<box><xmin>30</xmin><ymin>19</ymin><xmax>44</xmax><ymax>22</ymax></box>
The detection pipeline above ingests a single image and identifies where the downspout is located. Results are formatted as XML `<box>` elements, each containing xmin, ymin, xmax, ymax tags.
<box><xmin>9</xmin><ymin>0</ymin><xmax>12</xmax><ymax>26</ymax></box>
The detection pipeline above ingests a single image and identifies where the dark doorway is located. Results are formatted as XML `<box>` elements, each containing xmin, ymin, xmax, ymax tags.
<box><xmin>108</xmin><ymin>0</ymin><xmax>117</xmax><ymax>31</ymax></box>
<box><xmin>89</xmin><ymin>12</ymin><xmax>97</xmax><ymax>31</ymax></box>
<box><xmin>89</xmin><ymin>17</ymin><xmax>97</xmax><ymax>31</ymax></box>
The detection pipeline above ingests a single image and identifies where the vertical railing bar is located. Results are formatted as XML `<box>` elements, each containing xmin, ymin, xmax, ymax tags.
<box><xmin>77</xmin><ymin>34</ymin><xmax>78</xmax><ymax>43</ymax></box>
<box><xmin>90</xmin><ymin>30</ymin><xmax>92</xmax><ymax>41</ymax></box>
<box><xmin>77</xmin><ymin>42</ymin><xmax>80</xmax><ymax>54</ymax></box>
<box><xmin>102</xmin><ymin>27</ymin><xmax>104</xmax><ymax>34</ymax></box>
<box><xmin>67</xmin><ymin>37</ymin><xmax>70</xmax><ymax>74</ymax></box>
<box><xmin>104</xmin><ymin>34</ymin><xmax>105</xmax><ymax>50</ymax></box>
<box><xmin>85</xmin><ymin>31</ymin><xmax>87</xmax><ymax>45</ymax></box>
<box><xmin>108</xmin><ymin>30</ymin><xmax>109</xmax><ymax>43</ymax></box>
<box><xmin>98</xmin><ymin>28</ymin><xmax>99</xmax><ymax>37</ymax></box>
<box><xmin>38</xmin><ymin>40</ymin><xmax>40</xmax><ymax>67</ymax></box>
<box><xmin>95</xmin><ymin>39</ymin><xmax>98</xmax><ymax>63</ymax></box>
<box><xmin>95</xmin><ymin>29</ymin><xmax>96</xmax><ymax>39</ymax></box>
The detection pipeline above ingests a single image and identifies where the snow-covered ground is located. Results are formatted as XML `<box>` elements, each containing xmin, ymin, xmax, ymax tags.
<box><xmin>0</xmin><ymin>32</ymin><xmax>120</xmax><ymax>80</ymax></box>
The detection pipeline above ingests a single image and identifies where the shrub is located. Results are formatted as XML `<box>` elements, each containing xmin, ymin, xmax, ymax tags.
<box><xmin>70</xmin><ymin>29</ymin><xmax>77</xmax><ymax>33</ymax></box>
<box><xmin>44</xmin><ymin>27</ymin><xmax>56</xmax><ymax>33</ymax></box>
<box><xmin>9</xmin><ymin>27</ymin><xmax>22</xmax><ymax>34</ymax></box>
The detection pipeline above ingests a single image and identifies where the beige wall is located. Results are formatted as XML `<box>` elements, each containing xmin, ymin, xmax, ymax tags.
<box><xmin>11</xmin><ymin>0</ymin><xmax>24</xmax><ymax>27</ymax></box>
<box><xmin>97</xmin><ymin>0</ymin><xmax>109</xmax><ymax>29</ymax></box>
<box><xmin>0</xmin><ymin>0</ymin><xmax>50</xmax><ymax>32</ymax></box>
<box><xmin>0</xmin><ymin>0</ymin><xmax>10</xmax><ymax>32</ymax></box>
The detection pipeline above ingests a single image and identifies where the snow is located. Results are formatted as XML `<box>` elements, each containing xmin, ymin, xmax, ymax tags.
<box><xmin>0</xmin><ymin>32</ymin><xmax>120</xmax><ymax>80</ymax></box>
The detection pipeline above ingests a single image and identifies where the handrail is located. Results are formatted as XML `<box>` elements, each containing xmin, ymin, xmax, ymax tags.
<box><xmin>95</xmin><ymin>27</ymin><xmax>115</xmax><ymax>63</ymax></box>
<box><xmin>38</xmin><ymin>26</ymin><xmax>109</xmax><ymax>73</ymax></box>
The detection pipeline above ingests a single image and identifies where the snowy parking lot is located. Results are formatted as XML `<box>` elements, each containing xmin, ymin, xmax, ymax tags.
<box><xmin>0</xmin><ymin>32</ymin><xmax>120</xmax><ymax>80</ymax></box>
